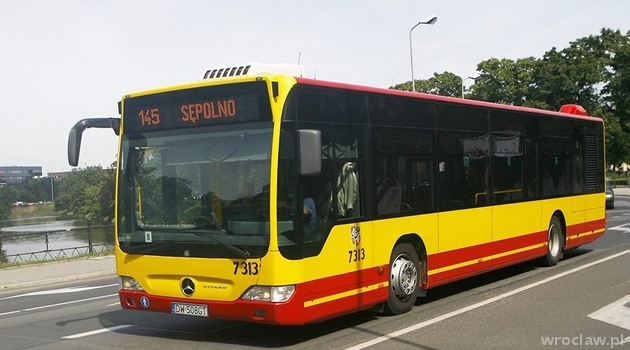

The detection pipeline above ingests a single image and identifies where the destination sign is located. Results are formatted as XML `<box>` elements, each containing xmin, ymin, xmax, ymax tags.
<box><xmin>123</xmin><ymin>82</ymin><xmax>271</xmax><ymax>132</ymax></box>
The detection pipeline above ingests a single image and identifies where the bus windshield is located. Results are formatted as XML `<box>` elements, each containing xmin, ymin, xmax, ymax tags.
<box><xmin>117</xmin><ymin>123</ymin><xmax>273</xmax><ymax>258</ymax></box>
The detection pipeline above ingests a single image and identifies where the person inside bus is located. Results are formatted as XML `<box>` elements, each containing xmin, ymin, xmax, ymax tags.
<box><xmin>278</xmin><ymin>178</ymin><xmax>318</xmax><ymax>230</ymax></box>
<box><xmin>301</xmin><ymin>194</ymin><xmax>318</xmax><ymax>230</ymax></box>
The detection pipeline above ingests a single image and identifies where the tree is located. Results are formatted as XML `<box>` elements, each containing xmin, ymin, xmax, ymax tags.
<box><xmin>469</xmin><ymin>57</ymin><xmax>538</xmax><ymax>106</ymax></box>
<box><xmin>97</xmin><ymin>161</ymin><xmax>117</xmax><ymax>222</ymax></box>
<box><xmin>0</xmin><ymin>186</ymin><xmax>19</xmax><ymax>263</ymax></box>
<box><xmin>602</xmin><ymin>30</ymin><xmax>630</xmax><ymax>164</ymax></box>
<box><xmin>391</xmin><ymin>71</ymin><xmax>463</xmax><ymax>97</ymax></box>
<box><xmin>54</xmin><ymin>166</ymin><xmax>115</xmax><ymax>222</ymax></box>
<box><xmin>0</xmin><ymin>240</ymin><xmax>5</xmax><ymax>263</ymax></box>
<box><xmin>12</xmin><ymin>177</ymin><xmax>52</xmax><ymax>203</ymax></box>
<box><xmin>0</xmin><ymin>185</ymin><xmax>19</xmax><ymax>221</ymax></box>
<box><xmin>539</xmin><ymin>29</ymin><xmax>630</xmax><ymax>164</ymax></box>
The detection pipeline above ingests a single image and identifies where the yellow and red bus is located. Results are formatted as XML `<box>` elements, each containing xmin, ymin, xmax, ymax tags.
<box><xmin>68</xmin><ymin>63</ymin><xmax>606</xmax><ymax>325</ymax></box>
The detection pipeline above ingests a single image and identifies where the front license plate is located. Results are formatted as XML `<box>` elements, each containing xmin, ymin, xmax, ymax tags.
<box><xmin>171</xmin><ymin>302</ymin><xmax>208</xmax><ymax>317</ymax></box>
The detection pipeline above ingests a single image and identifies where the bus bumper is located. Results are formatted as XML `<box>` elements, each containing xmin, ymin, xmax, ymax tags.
<box><xmin>118</xmin><ymin>289</ymin><xmax>305</xmax><ymax>325</ymax></box>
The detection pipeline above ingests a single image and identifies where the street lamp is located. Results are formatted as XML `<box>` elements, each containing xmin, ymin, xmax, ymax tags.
<box><xmin>409</xmin><ymin>15</ymin><xmax>438</xmax><ymax>92</ymax></box>
<box><xmin>50</xmin><ymin>176</ymin><xmax>54</xmax><ymax>202</ymax></box>
<box><xmin>461</xmin><ymin>76</ymin><xmax>478</xmax><ymax>99</ymax></box>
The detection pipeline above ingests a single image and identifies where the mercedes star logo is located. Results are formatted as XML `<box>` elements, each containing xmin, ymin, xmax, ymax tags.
<box><xmin>181</xmin><ymin>278</ymin><xmax>195</xmax><ymax>296</ymax></box>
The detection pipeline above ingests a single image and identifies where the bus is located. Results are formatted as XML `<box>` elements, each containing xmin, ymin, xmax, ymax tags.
<box><xmin>67</xmin><ymin>63</ymin><xmax>606</xmax><ymax>325</ymax></box>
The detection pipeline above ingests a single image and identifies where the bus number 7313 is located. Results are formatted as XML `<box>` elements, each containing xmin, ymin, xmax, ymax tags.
<box><xmin>233</xmin><ymin>261</ymin><xmax>260</xmax><ymax>276</ymax></box>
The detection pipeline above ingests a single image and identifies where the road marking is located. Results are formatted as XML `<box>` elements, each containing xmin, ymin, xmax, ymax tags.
<box><xmin>0</xmin><ymin>283</ymin><xmax>118</xmax><ymax>301</ymax></box>
<box><xmin>63</xmin><ymin>325</ymin><xmax>133</xmax><ymax>339</ymax></box>
<box><xmin>588</xmin><ymin>295</ymin><xmax>630</xmax><ymax>331</ymax></box>
<box><xmin>63</xmin><ymin>324</ymin><xmax>206</xmax><ymax>340</ymax></box>
<box><xmin>607</xmin><ymin>223</ymin><xmax>630</xmax><ymax>234</ymax></box>
<box><xmin>0</xmin><ymin>294</ymin><xmax>118</xmax><ymax>316</ymax></box>
<box><xmin>346</xmin><ymin>250</ymin><xmax>630</xmax><ymax>350</ymax></box>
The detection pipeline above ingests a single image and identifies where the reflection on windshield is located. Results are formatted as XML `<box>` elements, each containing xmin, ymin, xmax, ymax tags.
<box><xmin>117</xmin><ymin>124</ymin><xmax>273</xmax><ymax>258</ymax></box>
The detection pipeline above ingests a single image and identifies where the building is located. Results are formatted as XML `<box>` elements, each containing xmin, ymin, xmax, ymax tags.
<box><xmin>0</xmin><ymin>166</ymin><xmax>43</xmax><ymax>184</ymax></box>
<box><xmin>47</xmin><ymin>171</ymin><xmax>73</xmax><ymax>179</ymax></box>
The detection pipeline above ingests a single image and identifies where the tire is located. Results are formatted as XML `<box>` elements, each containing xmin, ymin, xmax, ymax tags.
<box><xmin>542</xmin><ymin>216</ymin><xmax>564</xmax><ymax>267</ymax></box>
<box><xmin>384</xmin><ymin>243</ymin><xmax>420</xmax><ymax>315</ymax></box>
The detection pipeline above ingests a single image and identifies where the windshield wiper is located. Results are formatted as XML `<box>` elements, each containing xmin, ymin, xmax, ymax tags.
<box><xmin>124</xmin><ymin>241</ymin><xmax>174</xmax><ymax>253</ymax></box>
<box><xmin>186</xmin><ymin>230</ymin><xmax>251</xmax><ymax>259</ymax></box>
<box><xmin>210</xmin><ymin>212</ymin><xmax>224</xmax><ymax>231</ymax></box>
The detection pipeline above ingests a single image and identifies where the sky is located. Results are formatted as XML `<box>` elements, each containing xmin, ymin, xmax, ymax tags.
<box><xmin>1</xmin><ymin>0</ymin><xmax>629</xmax><ymax>175</ymax></box>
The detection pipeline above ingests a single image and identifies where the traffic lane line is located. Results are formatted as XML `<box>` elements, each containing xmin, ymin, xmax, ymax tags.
<box><xmin>346</xmin><ymin>249</ymin><xmax>630</xmax><ymax>350</ymax></box>
<box><xmin>63</xmin><ymin>325</ymin><xmax>133</xmax><ymax>339</ymax></box>
<box><xmin>0</xmin><ymin>283</ymin><xmax>118</xmax><ymax>301</ymax></box>
<box><xmin>0</xmin><ymin>294</ymin><xmax>118</xmax><ymax>317</ymax></box>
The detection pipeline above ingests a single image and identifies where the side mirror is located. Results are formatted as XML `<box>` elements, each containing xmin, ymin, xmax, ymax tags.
<box><xmin>296</xmin><ymin>129</ymin><xmax>321</xmax><ymax>176</ymax></box>
<box><xmin>68</xmin><ymin>118</ymin><xmax>120</xmax><ymax>166</ymax></box>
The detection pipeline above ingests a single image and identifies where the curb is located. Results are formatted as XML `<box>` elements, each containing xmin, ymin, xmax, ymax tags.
<box><xmin>0</xmin><ymin>269</ymin><xmax>116</xmax><ymax>291</ymax></box>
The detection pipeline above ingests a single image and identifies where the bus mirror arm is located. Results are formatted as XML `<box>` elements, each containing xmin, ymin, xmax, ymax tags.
<box><xmin>68</xmin><ymin>117</ymin><xmax>121</xmax><ymax>167</ymax></box>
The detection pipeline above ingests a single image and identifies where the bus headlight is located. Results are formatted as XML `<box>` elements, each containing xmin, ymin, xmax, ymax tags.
<box><xmin>120</xmin><ymin>276</ymin><xmax>144</xmax><ymax>291</ymax></box>
<box><xmin>242</xmin><ymin>285</ymin><xmax>295</xmax><ymax>303</ymax></box>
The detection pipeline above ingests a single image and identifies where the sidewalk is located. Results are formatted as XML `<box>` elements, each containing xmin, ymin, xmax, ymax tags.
<box><xmin>0</xmin><ymin>255</ymin><xmax>116</xmax><ymax>291</ymax></box>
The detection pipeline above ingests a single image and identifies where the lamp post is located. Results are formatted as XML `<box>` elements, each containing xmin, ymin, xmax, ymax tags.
<box><xmin>50</xmin><ymin>176</ymin><xmax>54</xmax><ymax>202</ymax></box>
<box><xmin>461</xmin><ymin>75</ymin><xmax>478</xmax><ymax>99</ymax></box>
<box><xmin>409</xmin><ymin>15</ymin><xmax>438</xmax><ymax>92</ymax></box>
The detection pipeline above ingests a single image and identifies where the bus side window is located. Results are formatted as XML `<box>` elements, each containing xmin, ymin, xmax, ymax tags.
<box><xmin>316</xmin><ymin>180</ymin><xmax>333</xmax><ymax>225</ymax></box>
<box><xmin>407</xmin><ymin>158</ymin><xmax>433</xmax><ymax>213</ymax></box>
<box><xmin>376</xmin><ymin>178</ymin><xmax>401</xmax><ymax>215</ymax></box>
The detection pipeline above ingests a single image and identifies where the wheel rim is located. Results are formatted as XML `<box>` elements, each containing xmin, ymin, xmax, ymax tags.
<box><xmin>548</xmin><ymin>223</ymin><xmax>561</xmax><ymax>257</ymax></box>
<box><xmin>390</xmin><ymin>254</ymin><xmax>418</xmax><ymax>299</ymax></box>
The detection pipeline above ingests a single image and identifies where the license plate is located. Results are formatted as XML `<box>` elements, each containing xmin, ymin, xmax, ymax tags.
<box><xmin>171</xmin><ymin>302</ymin><xmax>208</xmax><ymax>317</ymax></box>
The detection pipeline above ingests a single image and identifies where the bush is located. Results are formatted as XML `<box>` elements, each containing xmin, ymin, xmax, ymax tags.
<box><xmin>0</xmin><ymin>242</ymin><xmax>6</xmax><ymax>264</ymax></box>
<box><xmin>607</xmin><ymin>172</ymin><xmax>628</xmax><ymax>187</ymax></box>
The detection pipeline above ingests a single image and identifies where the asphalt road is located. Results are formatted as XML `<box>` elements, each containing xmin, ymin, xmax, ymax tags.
<box><xmin>1</xmin><ymin>197</ymin><xmax>629</xmax><ymax>350</ymax></box>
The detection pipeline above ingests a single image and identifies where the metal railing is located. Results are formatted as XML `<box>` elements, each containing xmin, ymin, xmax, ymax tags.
<box><xmin>1</xmin><ymin>221</ymin><xmax>114</xmax><ymax>264</ymax></box>
<box><xmin>4</xmin><ymin>243</ymin><xmax>113</xmax><ymax>264</ymax></box>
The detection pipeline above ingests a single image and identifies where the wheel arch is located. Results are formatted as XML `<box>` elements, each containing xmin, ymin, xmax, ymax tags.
<box><xmin>550</xmin><ymin>209</ymin><xmax>567</xmax><ymax>247</ymax></box>
<box><xmin>394</xmin><ymin>233</ymin><xmax>428</xmax><ymax>295</ymax></box>
<box><xmin>539</xmin><ymin>210</ymin><xmax>567</xmax><ymax>267</ymax></box>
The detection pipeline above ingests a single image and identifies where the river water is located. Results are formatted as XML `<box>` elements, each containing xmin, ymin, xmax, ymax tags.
<box><xmin>0</xmin><ymin>216</ymin><xmax>114</xmax><ymax>256</ymax></box>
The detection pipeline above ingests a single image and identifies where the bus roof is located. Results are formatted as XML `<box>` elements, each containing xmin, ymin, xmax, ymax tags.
<box><xmin>294</xmin><ymin>77</ymin><xmax>602</xmax><ymax>123</ymax></box>
<box><xmin>138</xmin><ymin>63</ymin><xmax>599</xmax><ymax>123</ymax></box>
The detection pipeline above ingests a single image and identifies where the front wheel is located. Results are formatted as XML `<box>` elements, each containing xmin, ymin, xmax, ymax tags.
<box><xmin>384</xmin><ymin>243</ymin><xmax>420</xmax><ymax>315</ymax></box>
<box><xmin>542</xmin><ymin>216</ymin><xmax>564</xmax><ymax>266</ymax></box>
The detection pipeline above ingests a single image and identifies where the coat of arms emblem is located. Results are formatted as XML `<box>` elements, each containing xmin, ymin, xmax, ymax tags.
<box><xmin>351</xmin><ymin>225</ymin><xmax>361</xmax><ymax>246</ymax></box>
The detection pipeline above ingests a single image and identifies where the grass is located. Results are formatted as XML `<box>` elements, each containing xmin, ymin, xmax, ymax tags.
<box><xmin>10</xmin><ymin>203</ymin><xmax>57</xmax><ymax>219</ymax></box>
<box><xmin>607</xmin><ymin>172</ymin><xmax>629</xmax><ymax>187</ymax></box>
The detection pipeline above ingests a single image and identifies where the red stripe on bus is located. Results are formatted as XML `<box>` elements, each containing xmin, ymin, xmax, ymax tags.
<box><xmin>429</xmin><ymin>247</ymin><xmax>546</xmax><ymax>287</ymax></box>
<box><xmin>427</xmin><ymin>218</ymin><xmax>605</xmax><ymax>284</ymax></box>
<box><xmin>300</xmin><ymin>266</ymin><xmax>389</xmax><ymax>301</ymax></box>
<box><xmin>120</xmin><ymin>267</ymin><xmax>390</xmax><ymax>325</ymax></box>
<box><xmin>429</xmin><ymin>231</ymin><xmax>543</xmax><ymax>271</ymax></box>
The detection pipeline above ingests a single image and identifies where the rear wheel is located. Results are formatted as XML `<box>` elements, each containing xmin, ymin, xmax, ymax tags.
<box><xmin>384</xmin><ymin>243</ymin><xmax>420</xmax><ymax>315</ymax></box>
<box><xmin>542</xmin><ymin>216</ymin><xmax>564</xmax><ymax>266</ymax></box>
